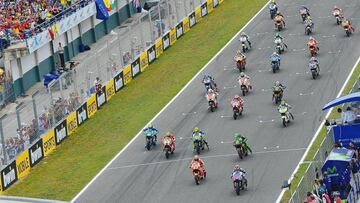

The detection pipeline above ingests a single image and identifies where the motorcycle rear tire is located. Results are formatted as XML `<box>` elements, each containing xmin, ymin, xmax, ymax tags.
<box><xmin>196</xmin><ymin>144</ymin><xmax>201</xmax><ymax>155</ymax></box>
<box><xmin>195</xmin><ymin>176</ymin><xmax>200</xmax><ymax>185</ymax></box>
<box><xmin>146</xmin><ymin>143</ymin><xmax>151</xmax><ymax>151</ymax></box>
<box><xmin>312</xmin><ymin>71</ymin><xmax>317</xmax><ymax>79</ymax></box>
<box><xmin>346</xmin><ymin>31</ymin><xmax>351</xmax><ymax>37</ymax></box>
<box><xmin>165</xmin><ymin>149</ymin><xmax>170</xmax><ymax>159</ymax></box>
<box><xmin>210</xmin><ymin>105</ymin><xmax>214</xmax><ymax>112</ymax></box>
<box><xmin>242</xmin><ymin>47</ymin><xmax>246</xmax><ymax>53</ymax></box>
<box><xmin>282</xmin><ymin>118</ymin><xmax>287</xmax><ymax>127</ymax></box>
<box><xmin>242</xmin><ymin>89</ymin><xmax>246</xmax><ymax>96</ymax></box>
<box><xmin>238</xmin><ymin>149</ymin><xmax>243</xmax><ymax>159</ymax></box>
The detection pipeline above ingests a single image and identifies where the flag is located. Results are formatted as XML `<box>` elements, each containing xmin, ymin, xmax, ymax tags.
<box><xmin>48</xmin><ymin>28</ymin><xmax>54</xmax><ymax>40</ymax></box>
<box><xmin>53</xmin><ymin>23</ymin><xmax>59</xmax><ymax>37</ymax></box>
<box><xmin>103</xmin><ymin>0</ymin><xmax>112</xmax><ymax>11</ymax></box>
<box><xmin>110</xmin><ymin>0</ymin><xmax>116</xmax><ymax>10</ymax></box>
<box><xmin>95</xmin><ymin>0</ymin><xmax>110</xmax><ymax>20</ymax></box>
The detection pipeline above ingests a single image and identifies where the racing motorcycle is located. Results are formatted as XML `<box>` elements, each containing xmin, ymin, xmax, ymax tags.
<box><xmin>309</xmin><ymin>61</ymin><xmax>320</xmax><ymax>79</ymax></box>
<box><xmin>162</xmin><ymin>137</ymin><xmax>174</xmax><ymax>159</ymax></box>
<box><xmin>239</xmin><ymin>36</ymin><xmax>249</xmax><ymax>53</ymax></box>
<box><xmin>343</xmin><ymin>24</ymin><xmax>353</xmax><ymax>37</ymax></box>
<box><xmin>271</xmin><ymin>59</ymin><xmax>280</xmax><ymax>73</ymax></box>
<box><xmin>191</xmin><ymin>162</ymin><xmax>206</xmax><ymax>185</ymax></box>
<box><xmin>299</xmin><ymin>8</ymin><xmax>308</xmax><ymax>22</ymax></box>
<box><xmin>206</xmin><ymin>92</ymin><xmax>217</xmax><ymax>112</ymax></box>
<box><xmin>275</xmin><ymin>19</ymin><xmax>283</xmax><ymax>31</ymax></box>
<box><xmin>273</xmin><ymin>87</ymin><xmax>283</xmax><ymax>105</ymax></box>
<box><xmin>232</xmin><ymin>171</ymin><xmax>247</xmax><ymax>195</ymax></box>
<box><xmin>239</xmin><ymin>78</ymin><xmax>250</xmax><ymax>96</ymax></box>
<box><xmin>278</xmin><ymin>106</ymin><xmax>293</xmax><ymax>127</ymax></box>
<box><xmin>231</xmin><ymin>100</ymin><xmax>243</xmax><ymax>120</ymax></box>
<box><xmin>274</xmin><ymin>38</ymin><xmax>284</xmax><ymax>54</ymax></box>
<box><xmin>309</xmin><ymin>45</ymin><xmax>318</xmax><ymax>57</ymax></box>
<box><xmin>269</xmin><ymin>4</ymin><xmax>277</xmax><ymax>19</ymax></box>
<box><xmin>193</xmin><ymin>137</ymin><xmax>205</xmax><ymax>155</ymax></box>
<box><xmin>144</xmin><ymin>129</ymin><xmax>157</xmax><ymax>151</ymax></box>
<box><xmin>234</xmin><ymin>143</ymin><xmax>248</xmax><ymax>159</ymax></box>
<box><xmin>333</xmin><ymin>10</ymin><xmax>342</xmax><ymax>25</ymax></box>
<box><xmin>234</xmin><ymin>55</ymin><xmax>246</xmax><ymax>71</ymax></box>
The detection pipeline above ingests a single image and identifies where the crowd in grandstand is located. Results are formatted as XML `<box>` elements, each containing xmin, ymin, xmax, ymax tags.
<box><xmin>0</xmin><ymin>0</ymin><xmax>89</xmax><ymax>43</ymax></box>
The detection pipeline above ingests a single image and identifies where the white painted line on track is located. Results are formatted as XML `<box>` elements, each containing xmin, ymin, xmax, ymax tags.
<box><xmin>259</xmin><ymin>119</ymin><xmax>275</xmax><ymax>123</ymax></box>
<box><xmin>261</xmin><ymin>88</ymin><xmax>272</xmax><ymax>92</ymax></box>
<box><xmin>220</xmin><ymin>115</ymin><xmax>233</xmax><ymax>118</ymax></box>
<box><xmin>276</xmin><ymin>56</ymin><xmax>360</xmax><ymax>203</ymax></box>
<box><xmin>299</xmin><ymin>92</ymin><xmax>314</xmax><ymax>96</ymax></box>
<box><xmin>263</xmin><ymin>146</ymin><xmax>280</xmax><ymax>150</ymax></box>
<box><xmin>223</xmin><ymin>85</ymin><xmax>237</xmax><ymax>89</ymax></box>
<box><xmin>220</xmin><ymin>141</ymin><xmax>233</xmax><ymax>144</ymax></box>
<box><xmin>72</xmin><ymin>2</ymin><xmax>271</xmax><ymax>202</ymax></box>
<box><xmin>328</xmin><ymin>50</ymin><xmax>342</xmax><ymax>54</ymax></box>
<box><xmin>224</xmin><ymin>67</ymin><xmax>236</xmax><ymax>71</ymax></box>
<box><xmin>182</xmin><ymin>112</ymin><xmax>197</xmax><ymax>116</ymax></box>
<box><xmin>106</xmin><ymin>148</ymin><xmax>307</xmax><ymax>171</ymax></box>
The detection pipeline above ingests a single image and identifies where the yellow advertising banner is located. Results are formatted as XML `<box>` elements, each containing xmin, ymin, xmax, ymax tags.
<box><xmin>66</xmin><ymin>111</ymin><xmax>78</xmax><ymax>136</ymax></box>
<box><xmin>207</xmin><ymin>0</ymin><xmax>214</xmax><ymax>13</ymax></box>
<box><xmin>123</xmin><ymin>64</ymin><xmax>132</xmax><ymax>85</ymax></box>
<box><xmin>219</xmin><ymin>0</ymin><xmax>224</xmax><ymax>4</ymax></box>
<box><xmin>170</xmin><ymin>28</ymin><xmax>177</xmax><ymax>46</ymax></box>
<box><xmin>155</xmin><ymin>38</ymin><xmax>163</xmax><ymax>58</ymax></box>
<box><xmin>140</xmin><ymin>51</ymin><xmax>149</xmax><ymax>72</ymax></box>
<box><xmin>195</xmin><ymin>6</ymin><xmax>202</xmax><ymax>22</ymax></box>
<box><xmin>105</xmin><ymin>79</ymin><xmax>115</xmax><ymax>101</ymax></box>
<box><xmin>16</xmin><ymin>151</ymin><xmax>30</xmax><ymax>179</ymax></box>
<box><xmin>183</xmin><ymin>17</ymin><xmax>190</xmax><ymax>33</ymax></box>
<box><xmin>42</xmin><ymin>130</ymin><xmax>56</xmax><ymax>157</ymax></box>
<box><xmin>86</xmin><ymin>94</ymin><xmax>97</xmax><ymax>118</ymax></box>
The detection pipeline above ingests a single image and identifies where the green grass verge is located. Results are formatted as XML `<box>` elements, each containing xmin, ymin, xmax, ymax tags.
<box><xmin>281</xmin><ymin>63</ymin><xmax>360</xmax><ymax>203</ymax></box>
<box><xmin>4</xmin><ymin>0</ymin><xmax>267</xmax><ymax>200</ymax></box>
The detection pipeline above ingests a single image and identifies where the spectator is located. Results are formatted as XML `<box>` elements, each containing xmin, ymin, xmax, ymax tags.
<box><xmin>333</xmin><ymin>192</ymin><xmax>341</xmax><ymax>203</ymax></box>
<box><xmin>58</xmin><ymin>42</ymin><xmax>65</xmax><ymax>68</ymax></box>
<box><xmin>321</xmin><ymin>192</ymin><xmax>331</xmax><ymax>203</ymax></box>
<box><xmin>342</xmin><ymin>107</ymin><xmax>357</xmax><ymax>124</ymax></box>
<box><xmin>349</xmin><ymin>142</ymin><xmax>359</xmax><ymax>158</ymax></box>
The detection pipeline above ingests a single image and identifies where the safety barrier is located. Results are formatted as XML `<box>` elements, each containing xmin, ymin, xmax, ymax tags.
<box><xmin>0</xmin><ymin>0</ymin><xmax>224</xmax><ymax>192</ymax></box>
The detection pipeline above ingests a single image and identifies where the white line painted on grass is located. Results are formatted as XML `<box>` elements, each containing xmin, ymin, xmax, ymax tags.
<box><xmin>72</xmin><ymin>2</ymin><xmax>271</xmax><ymax>202</ymax></box>
<box><xmin>106</xmin><ymin>148</ymin><xmax>307</xmax><ymax>171</ymax></box>
<box><xmin>275</xmin><ymin>56</ymin><xmax>360</xmax><ymax>203</ymax></box>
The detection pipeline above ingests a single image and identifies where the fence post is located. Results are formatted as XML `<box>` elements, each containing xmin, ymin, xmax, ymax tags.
<box><xmin>158</xmin><ymin>2</ymin><xmax>164</xmax><ymax>36</ymax></box>
<box><xmin>0</xmin><ymin>115</ymin><xmax>7</xmax><ymax>165</ymax></box>
<box><xmin>32</xmin><ymin>92</ymin><xmax>40</xmax><ymax>141</ymax></box>
<box><xmin>147</xmin><ymin>11</ymin><xmax>155</xmax><ymax>43</ymax></box>
<box><xmin>165</xmin><ymin>0</ymin><xmax>171</xmax><ymax>29</ymax></box>
<box><xmin>117</xmin><ymin>32</ymin><xmax>124</xmax><ymax>67</ymax></box>
<box><xmin>139</xmin><ymin>18</ymin><xmax>145</xmax><ymax>52</ymax></box>
<box><xmin>15</xmin><ymin>104</ymin><xmax>22</xmax><ymax>130</ymax></box>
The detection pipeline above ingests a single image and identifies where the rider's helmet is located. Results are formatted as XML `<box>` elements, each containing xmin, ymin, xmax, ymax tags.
<box><xmin>148</xmin><ymin>124</ymin><xmax>153</xmax><ymax>129</ymax></box>
<box><xmin>165</xmin><ymin>131</ymin><xmax>171</xmax><ymax>137</ymax></box>
<box><xmin>240</xmin><ymin>72</ymin><xmax>245</xmax><ymax>77</ymax></box>
<box><xmin>194</xmin><ymin>155</ymin><xmax>200</xmax><ymax>161</ymax></box>
<box><xmin>309</xmin><ymin>36</ymin><xmax>314</xmax><ymax>41</ymax></box>
<box><xmin>310</xmin><ymin>56</ymin><xmax>316</xmax><ymax>61</ymax></box>
<box><xmin>334</xmin><ymin>6</ymin><xmax>338</xmax><ymax>10</ymax></box>
<box><xmin>193</xmin><ymin>127</ymin><xmax>199</xmax><ymax>133</ymax></box>
<box><xmin>280</xmin><ymin>100</ymin><xmax>286</xmax><ymax>105</ymax></box>
<box><xmin>275</xmin><ymin>80</ymin><xmax>280</xmax><ymax>86</ymax></box>
<box><xmin>241</xmin><ymin>32</ymin><xmax>246</xmax><ymax>36</ymax></box>
<box><xmin>276</xmin><ymin>11</ymin><xmax>280</xmax><ymax>15</ymax></box>
<box><xmin>234</xmin><ymin>133</ymin><xmax>241</xmax><ymax>138</ymax></box>
<box><xmin>275</xmin><ymin>32</ymin><xmax>280</xmax><ymax>37</ymax></box>
<box><xmin>273</xmin><ymin>51</ymin><xmax>277</xmax><ymax>55</ymax></box>
<box><xmin>307</xmin><ymin>16</ymin><xmax>311</xmax><ymax>20</ymax></box>
<box><xmin>234</xmin><ymin>165</ymin><xmax>240</xmax><ymax>170</ymax></box>
<box><xmin>208</xmin><ymin>89</ymin><xmax>214</xmax><ymax>94</ymax></box>
<box><xmin>234</xmin><ymin>95</ymin><xmax>240</xmax><ymax>100</ymax></box>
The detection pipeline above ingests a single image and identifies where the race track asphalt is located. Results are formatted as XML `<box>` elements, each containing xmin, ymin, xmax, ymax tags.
<box><xmin>74</xmin><ymin>0</ymin><xmax>360</xmax><ymax>202</ymax></box>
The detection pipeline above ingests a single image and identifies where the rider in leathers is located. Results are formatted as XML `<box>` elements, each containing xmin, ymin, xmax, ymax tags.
<box><xmin>192</xmin><ymin>127</ymin><xmax>209</xmax><ymax>150</ymax></box>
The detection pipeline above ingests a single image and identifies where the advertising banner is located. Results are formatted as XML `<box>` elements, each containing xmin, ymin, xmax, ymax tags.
<box><xmin>147</xmin><ymin>45</ymin><xmax>156</xmax><ymax>64</ymax></box>
<box><xmin>86</xmin><ymin>94</ymin><xmax>98</xmax><ymax>118</ymax></box>
<box><xmin>54</xmin><ymin>119</ymin><xmax>68</xmax><ymax>145</ymax></box>
<box><xmin>140</xmin><ymin>52</ymin><xmax>149</xmax><ymax>72</ymax></box>
<box><xmin>16</xmin><ymin>151</ymin><xmax>30</xmax><ymax>179</ymax></box>
<box><xmin>28</xmin><ymin>139</ymin><xmax>44</xmax><ymax>167</ymax></box>
<box><xmin>76</xmin><ymin>102</ymin><xmax>88</xmax><ymax>126</ymax></box>
<box><xmin>42</xmin><ymin>130</ymin><xmax>56</xmax><ymax>157</ymax></box>
<box><xmin>201</xmin><ymin>2</ymin><xmax>208</xmax><ymax>17</ymax></box>
<box><xmin>131</xmin><ymin>57</ymin><xmax>141</xmax><ymax>78</ymax></box>
<box><xmin>162</xmin><ymin>32</ymin><xmax>170</xmax><ymax>50</ymax></box>
<box><xmin>26</xmin><ymin>2</ymin><xmax>96</xmax><ymax>53</ymax></box>
<box><xmin>155</xmin><ymin>38</ymin><xmax>163</xmax><ymax>58</ymax></box>
<box><xmin>213</xmin><ymin>0</ymin><xmax>219</xmax><ymax>7</ymax></box>
<box><xmin>170</xmin><ymin>28</ymin><xmax>177</xmax><ymax>46</ymax></box>
<box><xmin>105</xmin><ymin>79</ymin><xmax>115</xmax><ymax>101</ymax></box>
<box><xmin>1</xmin><ymin>161</ymin><xmax>17</xmax><ymax>191</ymax></box>
<box><xmin>189</xmin><ymin>12</ymin><xmax>196</xmax><ymax>28</ymax></box>
<box><xmin>176</xmin><ymin>22</ymin><xmax>184</xmax><ymax>39</ymax></box>
<box><xmin>183</xmin><ymin>17</ymin><xmax>190</xmax><ymax>33</ymax></box>
<box><xmin>114</xmin><ymin>71</ymin><xmax>124</xmax><ymax>92</ymax></box>
<box><xmin>123</xmin><ymin>64</ymin><xmax>132</xmax><ymax>85</ymax></box>
<box><xmin>207</xmin><ymin>0</ymin><xmax>214</xmax><ymax>13</ymax></box>
<box><xmin>96</xmin><ymin>86</ymin><xmax>107</xmax><ymax>108</ymax></box>
<box><xmin>66</xmin><ymin>111</ymin><xmax>78</xmax><ymax>136</ymax></box>
<box><xmin>195</xmin><ymin>7</ymin><xmax>202</xmax><ymax>22</ymax></box>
